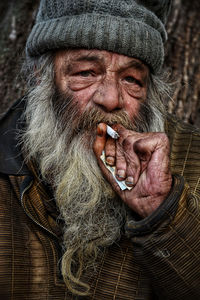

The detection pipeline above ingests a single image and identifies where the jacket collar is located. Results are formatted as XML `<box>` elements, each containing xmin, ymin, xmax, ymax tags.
<box><xmin>0</xmin><ymin>97</ymin><xmax>30</xmax><ymax>176</ymax></box>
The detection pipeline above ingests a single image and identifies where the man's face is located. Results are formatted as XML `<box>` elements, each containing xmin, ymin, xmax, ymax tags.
<box><xmin>54</xmin><ymin>49</ymin><xmax>149</xmax><ymax>120</ymax></box>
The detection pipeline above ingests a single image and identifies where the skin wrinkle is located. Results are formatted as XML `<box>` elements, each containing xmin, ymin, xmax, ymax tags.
<box><xmin>55</xmin><ymin>49</ymin><xmax>149</xmax><ymax>117</ymax></box>
<box><xmin>60</xmin><ymin>51</ymin><xmax>147</xmax><ymax>79</ymax></box>
<box><xmin>93</xmin><ymin>123</ymin><xmax>172</xmax><ymax>218</ymax></box>
<box><xmin>20</xmin><ymin>49</ymin><xmax>172</xmax><ymax>296</ymax></box>
<box><xmin>61</xmin><ymin>52</ymin><xmax>104</xmax><ymax>75</ymax></box>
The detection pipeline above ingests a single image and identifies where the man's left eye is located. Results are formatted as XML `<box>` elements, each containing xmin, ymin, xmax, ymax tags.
<box><xmin>124</xmin><ymin>76</ymin><xmax>141</xmax><ymax>86</ymax></box>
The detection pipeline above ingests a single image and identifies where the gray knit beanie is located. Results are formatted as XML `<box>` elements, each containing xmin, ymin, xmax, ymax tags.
<box><xmin>26</xmin><ymin>0</ymin><xmax>172</xmax><ymax>74</ymax></box>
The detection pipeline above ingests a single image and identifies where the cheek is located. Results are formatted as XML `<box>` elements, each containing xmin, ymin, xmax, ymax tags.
<box><xmin>56</xmin><ymin>78</ymin><xmax>98</xmax><ymax>112</ymax></box>
<box><xmin>67</xmin><ymin>88</ymin><xmax>96</xmax><ymax>112</ymax></box>
<box><xmin>123</xmin><ymin>98</ymin><xmax>141</xmax><ymax>119</ymax></box>
<box><xmin>121</xmin><ymin>85</ymin><xmax>147</xmax><ymax>119</ymax></box>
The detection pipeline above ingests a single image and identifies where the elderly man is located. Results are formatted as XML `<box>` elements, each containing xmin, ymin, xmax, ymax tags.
<box><xmin>0</xmin><ymin>0</ymin><xmax>199</xmax><ymax>299</ymax></box>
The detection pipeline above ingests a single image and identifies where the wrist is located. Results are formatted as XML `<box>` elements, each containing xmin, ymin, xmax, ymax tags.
<box><xmin>125</xmin><ymin>174</ymin><xmax>184</xmax><ymax>237</ymax></box>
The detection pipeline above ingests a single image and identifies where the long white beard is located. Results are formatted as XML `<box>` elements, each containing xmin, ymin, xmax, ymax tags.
<box><xmin>20</xmin><ymin>76</ymin><xmax>165</xmax><ymax>295</ymax></box>
<box><xmin>56</xmin><ymin>133</ymin><xmax>128</xmax><ymax>295</ymax></box>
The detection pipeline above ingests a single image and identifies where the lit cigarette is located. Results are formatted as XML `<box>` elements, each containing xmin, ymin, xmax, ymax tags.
<box><xmin>106</xmin><ymin>125</ymin><xmax>119</xmax><ymax>139</ymax></box>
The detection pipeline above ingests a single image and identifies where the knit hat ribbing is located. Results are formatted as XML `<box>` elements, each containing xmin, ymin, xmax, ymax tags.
<box><xmin>26</xmin><ymin>0</ymin><xmax>172</xmax><ymax>74</ymax></box>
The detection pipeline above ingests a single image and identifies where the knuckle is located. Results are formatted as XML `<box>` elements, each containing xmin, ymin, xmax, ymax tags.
<box><xmin>156</xmin><ymin>133</ymin><xmax>170</xmax><ymax>148</ymax></box>
<box><xmin>156</xmin><ymin>132</ymin><xmax>168</xmax><ymax>141</ymax></box>
<box><xmin>122</xmin><ymin>135</ymin><xmax>134</xmax><ymax>148</ymax></box>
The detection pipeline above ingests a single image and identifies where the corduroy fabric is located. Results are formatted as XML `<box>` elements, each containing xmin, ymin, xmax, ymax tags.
<box><xmin>0</xmin><ymin>113</ymin><xmax>200</xmax><ymax>299</ymax></box>
<box><xmin>0</xmin><ymin>174</ymin><xmax>153</xmax><ymax>300</ymax></box>
<box><xmin>26</xmin><ymin>0</ymin><xmax>172</xmax><ymax>74</ymax></box>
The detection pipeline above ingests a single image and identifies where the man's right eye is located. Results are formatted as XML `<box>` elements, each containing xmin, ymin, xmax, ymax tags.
<box><xmin>76</xmin><ymin>70</ymin><xmax>93</xmax><ymax>77</ymax></box>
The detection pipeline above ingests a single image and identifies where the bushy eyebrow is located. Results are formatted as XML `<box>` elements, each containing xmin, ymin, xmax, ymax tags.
<box><xmin>76</xmin><ymin>55</ymin><xmax>103</xmax><ymax>63</ymax></box>
<box><xmin>74</xmin><ymin>56</ymin><xmax>147</xmax><ymax>72</ymax></box>
<box><xmin>62</xmin><ymin>54</ymin><xmax>103</xmax><ymax>73</ymax></box>
<box><xmin>124</xmin><ymin>60</ymin><xmax>148</xmax><ymax>73</ymax></box>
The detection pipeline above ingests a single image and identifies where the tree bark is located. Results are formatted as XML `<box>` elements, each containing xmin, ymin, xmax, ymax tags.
<box><xmin>0</xmin><ymin>0</ymin><xmax>200</xmax><ymax>127</ymax></box>
<box><xmin>0</xmin><ymin>0</ymin><xmax>39</xmax><ymax>115</ymax></box>
<box><xmin>165</xmin><ymin>0</ymin><xmax>200</xmax><ymax>127</ymax></box>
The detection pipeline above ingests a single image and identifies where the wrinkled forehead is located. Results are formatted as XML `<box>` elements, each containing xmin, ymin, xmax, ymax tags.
<box><xmin>54</xmin><ymin>48</ymin><xmax>149</xmax><ymax>74</ymax></box>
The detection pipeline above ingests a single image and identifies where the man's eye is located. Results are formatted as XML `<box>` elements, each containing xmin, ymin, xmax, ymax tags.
<box><xmin>124</xmin><ymin>76</ymin><xmax>142</xmax><ymax>86</ymax></box>
<box><xmin>77</xmin><ymin>70</ymin><xmax>93</xmax><ymax>77</ymax></box>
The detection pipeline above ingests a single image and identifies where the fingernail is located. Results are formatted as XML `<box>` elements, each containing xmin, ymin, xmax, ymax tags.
<box><xmin>97</xmin><ymin>126</ymin><xmax>104</xmax><ymax>137</ymax></box>
<box><xmin>106</xmin><ymin>156</ymin><xmax>115</xmax><ymax>166</ymax></box>
<box><xmin>117</xmin><ymin>169</ymin><xmax>126</xmax><ymax>179</ymax></box>
<box><xmin>97</xmin><ymin>123</ymin><xmax>106</xmax><ymax>137</ymax></box>
<box><xmin>125</xmin><ymin>176</ymin><xmax>134</xmax><ymax>186</ymax></box>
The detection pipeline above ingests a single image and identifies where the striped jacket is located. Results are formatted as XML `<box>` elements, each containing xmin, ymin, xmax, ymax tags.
<box><xmin>0</xmin><ymin>99</ymin><xmax>199</xmax><ymax>299</ymax></box>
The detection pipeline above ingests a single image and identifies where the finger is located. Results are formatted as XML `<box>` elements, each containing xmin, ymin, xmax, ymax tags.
<box><xmin>134</xmin><ymin>133</ymin><xmax>170</xmax><ymax>153</ymax></box>
<box><xmin>105</xmin><ymin>137</ymin><xmax>116</xmax><ymax>166</ymax></box>
<box><xmin>115</xmin><ymin>139</ymin><xmax>127</xmax><ymax>181</ymax></box>
<box><xmin>122</xmin><ymin>136</ymin><xmax>141</xmax><ymax>187</ymax></box>
<box><xmin>133</xmin><ymin>133</ymin><xmax>170</xmax><ymax>170</ymax></box>
<box><xmin>93</xmin><ymin>123</ymin><xmax>107</xmax><ymax>157</ymax></box>
<box><xmin>113</xmin><ymin>124</ymin><xmax>129</xmax><ymax>141</ymax></box>
<box><xmin>113</xmin><ymin>123</ymin><xmax>138</xmax><ymax>140</ymax></box>
<box><xmin>113</xmin><ymin>124</ymin><xmax>137</xmax><ymax>181</ymax></box>
<box><xmin>93</xmin><ymin>124</ymin><xmax>124</xmax><ymax>195</ymax></box>
<box><xmin>133</xmin><ymin>138</ymin><xmax>151</xmax><ymax>173</ymax></box>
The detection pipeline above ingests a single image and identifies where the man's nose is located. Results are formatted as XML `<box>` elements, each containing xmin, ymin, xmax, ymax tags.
<box><xmin>93</xmin><ymin>79</ymin><xmax>122</xmax><ymax>112</ymax></box>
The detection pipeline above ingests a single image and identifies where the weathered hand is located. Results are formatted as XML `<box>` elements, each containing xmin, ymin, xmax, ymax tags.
<box><xmin>93</xmin><ymin>123</ymin><xmax>172</xmax><ymax>218</ymax></box>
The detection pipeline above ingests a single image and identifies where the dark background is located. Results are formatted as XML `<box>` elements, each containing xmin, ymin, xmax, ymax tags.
<box><xmin>0</xmin><ymin>0</ymin><xmax>200</xmax><ymax>126</ymax></box>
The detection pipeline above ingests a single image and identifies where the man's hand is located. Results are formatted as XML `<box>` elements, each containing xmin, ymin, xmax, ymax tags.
<box><xmin>93</xmin><ymin>123</ymin><xmax>172</xmax><ymax>218</ymax></box>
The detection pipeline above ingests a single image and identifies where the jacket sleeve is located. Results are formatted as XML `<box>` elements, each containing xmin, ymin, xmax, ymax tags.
<box><xmin>125</xmin><ymin>174</ymin><xmax>200</xmax><ymax>300</ymax></box>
